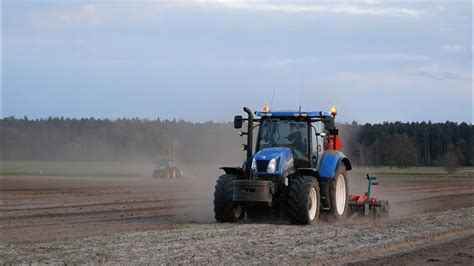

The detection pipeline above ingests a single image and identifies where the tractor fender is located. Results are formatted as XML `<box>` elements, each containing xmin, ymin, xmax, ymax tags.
<box><xmin>220</xmin><ymin>167</ymin><xmax>245</xmax><ymax>177</ymax></box>
<box><xmin>318</xmin><ymin>150</ymin><xmax>352</xmax><ymax>180</ymax></box>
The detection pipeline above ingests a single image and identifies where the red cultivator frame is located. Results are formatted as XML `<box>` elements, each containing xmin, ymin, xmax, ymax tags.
<box><xmin>348</xmin><ymin>174</ymin><xmax>390</xmax><ymax>218</ymax></box>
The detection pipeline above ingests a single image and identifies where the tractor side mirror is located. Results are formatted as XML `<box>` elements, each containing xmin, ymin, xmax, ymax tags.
<box><xmin>234</xmin><ymin>115</ymin><xmax>243</xmax><ymax>129</ymax></box>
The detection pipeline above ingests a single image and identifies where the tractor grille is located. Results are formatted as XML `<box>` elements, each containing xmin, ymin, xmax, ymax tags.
<box><xmin>256</xmin><ymin>160</ymin><xmax>269</xmax><ymax>172</ymax></box>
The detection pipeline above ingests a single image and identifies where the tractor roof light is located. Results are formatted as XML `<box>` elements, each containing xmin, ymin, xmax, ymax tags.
<box><xmin>262</xmin><ymin>106</ymin><xmax>271</xmax><ymax>112</ymax></box>
<box><xmin>330</xmin><ymin>106</ymin><xmax>338</xmax><ymax>117</ymax></box>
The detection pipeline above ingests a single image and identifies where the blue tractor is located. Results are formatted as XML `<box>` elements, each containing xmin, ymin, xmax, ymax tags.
<box><xmin>213</xmin><ymin>106</ymin><xmax>352</xmax><ymax>225</ymax></box>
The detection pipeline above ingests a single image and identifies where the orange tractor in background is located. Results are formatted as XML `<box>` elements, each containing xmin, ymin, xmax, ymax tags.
<box><xmin>153</xmin><ymin>159</ymin><xmax>184</xmax><ymax>179</ymax></box>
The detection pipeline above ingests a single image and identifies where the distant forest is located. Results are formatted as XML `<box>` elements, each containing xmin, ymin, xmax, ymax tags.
<box><xmin>1</xmin><ymin>117</ymin><xmax>473</xmax><ymax>170</ymax></box>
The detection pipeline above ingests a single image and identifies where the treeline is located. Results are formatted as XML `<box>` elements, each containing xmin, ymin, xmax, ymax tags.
<box><xmin>1</xmin><ymin>117</ymin><xmax>473</xmax><ymax>170</ymax></box>
<box><xmin>0</xmin><ymin>117</ymin><xmax>242</xmax><ymax>163</ymax></box>
<box><xmin>338</xmin><ymin>121</ymin><xmax>473</xmax><ymax>171</ymax></box>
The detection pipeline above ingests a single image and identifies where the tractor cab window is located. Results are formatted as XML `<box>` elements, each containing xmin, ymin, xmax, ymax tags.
<box><xmin>311</xmin><ymin>121</ymin><xmax>324</xmax><ymax>166</ymax></box>
<box><xmin>159</xmin><ymin>162</ymin><xmax>167</xmax><ymax>169</ymax></box>
<box><xmin>158</xmin><ymin>160</ymin><xmax>173</xmax><ymax>168</ymax></box>
<box><xmin>258</xmin><ymin>120</ymin><xmax>309</xmax><ymax>159</ymax></box>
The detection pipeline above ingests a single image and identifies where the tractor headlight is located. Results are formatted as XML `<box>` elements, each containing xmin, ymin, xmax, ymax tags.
<box><xmin>251</xmin><ymin>158</ymin><xmax>257</xmax><ymax>171</ymax></box>
<box><xmin>267</xmin><ymin>158</ymin><xmax>277</xmax><ymax>173</ymax></box>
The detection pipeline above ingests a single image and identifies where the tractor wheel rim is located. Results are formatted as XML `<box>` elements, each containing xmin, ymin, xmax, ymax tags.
<box><xmin>335</xmin><ymin>174</ymin><xmax>346</xmax><ymax>215</ymax></box>
<box><xmin>308</xmin><ymin>187</ymin><xmax>317</xmax><ymax>221</ymax></box>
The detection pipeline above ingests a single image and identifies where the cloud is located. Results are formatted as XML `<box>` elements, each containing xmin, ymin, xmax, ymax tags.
<box><xmin>205</xmin><ymin>1</ymin><xmax>422</xmax><ymax>17</ymax></box>
<box><xmin>257</xmin><ymin>57</ymin><xmax>318</xmax><ymax>68</ymax></box>
<box><xmin>32</xmin><ymin>4</ymin><xmax>102</xmax><ymax>28</ymax></box>
<box><xmin>321</xmin><ymin>70</ymin><xmax>471</xmax><ymax>123</ymax></box>
<box><xmin>441</xmin><ymin>43</ymin><xmax>466</xmax><ymax>53</ymax></box>
<box><xmin>414</xmin><ymin>64</ymin><xmax>470</xmax><ymax>80</ymax></box>
<box><xmin>329</xmin><ymin>69</ymin><xmax>470</xmax><ymax>97</ymax></box>
<box><xmin>347</xmin><ymin>53</ymin><xmax>430</xmax><ymax>61</ymax></box>
<box><xmin>29</xmin><ymin>1</ymin><xmax>423</xmax><ymax>30</ymax></box>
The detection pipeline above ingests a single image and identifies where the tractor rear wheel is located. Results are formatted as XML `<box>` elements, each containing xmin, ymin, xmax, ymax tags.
<box><xmin>213</xmin><ymin>174</ymin><xmax>244</xmax><ymax>222</ymax></box>
<box><xmin>288</xmin><ymin>176</ymin><xmax>320</xmax><ymax>225</ymax></box>
<box><xmin>329</xmin><ymin>164</ymin><xmax>349</xmax><ymax>220</ymax></box>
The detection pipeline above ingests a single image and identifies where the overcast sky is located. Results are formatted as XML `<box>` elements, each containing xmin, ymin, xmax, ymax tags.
<box><xmin>2</xmin><ymin>0</ymin><xmax>472</xmax><ymax>123</ymax></box>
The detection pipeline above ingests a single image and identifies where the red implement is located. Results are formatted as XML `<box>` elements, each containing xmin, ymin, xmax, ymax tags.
<box><xmin>347</xmin><ymin>174</ymin><xmax>389</xmax><ymax>217</ymax></box>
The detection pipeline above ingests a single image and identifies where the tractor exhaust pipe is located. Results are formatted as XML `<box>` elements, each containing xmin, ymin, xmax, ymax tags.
<box><xmin>243</xmin><ymin>107</ymin><xmax>253</xmax><ymax>179</ymax></box>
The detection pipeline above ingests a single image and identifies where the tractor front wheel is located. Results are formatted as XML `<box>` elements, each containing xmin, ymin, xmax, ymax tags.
<box><xmin>213</xmin><ymin>174</ymin><xmax>244</xmax><ymax>222</ymax></box>
<box><xmin>288</xmin><ymin>176</ymin><xmax>320</xmax><ymax>225</ymax></box>
<box><xmin>329</xmin><ymin>164</ymin><xmax>349</xmax><ymax>220</ymax></box>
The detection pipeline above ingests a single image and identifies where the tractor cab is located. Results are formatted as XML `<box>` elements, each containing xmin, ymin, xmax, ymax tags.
<box><xmin>256</xmin><ymin>119</ymin><xmax>310</xmax><ymax>168</ymax></box>
<box><xmin>253</xmin><ymin>113</ymin><xmax>331</xmax><ymax>173</ymax></box>
<box><xmin>158</xmin><ymin>159</ymin><xmax>174</xmax><ymax>169</ymax></box>
<box><xmin>242</xmin><ymin>108</ymin><xmax>345</xmax><ymax>179</ymax></box>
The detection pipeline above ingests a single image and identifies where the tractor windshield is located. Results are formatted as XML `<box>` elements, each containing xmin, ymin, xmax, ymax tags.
<box><xmin>158</xmin><ymin>160</ymin><xmax>173</xmax><ymax>168</ymax></box>
<box><xmin>257</xmin><ymin>120</ymin><xmax>309</xmax><ymax>158</ymax></box>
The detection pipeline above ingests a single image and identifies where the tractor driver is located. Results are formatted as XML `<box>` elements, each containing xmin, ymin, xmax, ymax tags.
<box><xmin>287</xmin><ymin>123</ymin><xmax>305</xmax><ymax>154</ymax></box>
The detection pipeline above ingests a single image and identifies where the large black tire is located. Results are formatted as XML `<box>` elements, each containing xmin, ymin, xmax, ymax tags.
<box><xmin>213</xmin><ymin>175</ymin><xmax>244</xmax><ymax>222</ymax></box>
<box><xmin>328</xmin><ymin>164</ymin><xmax>349</xmax><ymax>220</ymax></box>
<box><xmin>288</xmin><ymin>176</ymin><xmax>320</xmax><ymax>225</ymax></box>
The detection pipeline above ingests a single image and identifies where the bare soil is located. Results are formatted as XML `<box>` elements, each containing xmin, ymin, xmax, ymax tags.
<box><xmin>349</xmin><ymin>234</ymin><xmax>474</xmax><ymax>266</ymax></box>
<box><xmin>0</xmin><ymin>170</ymin><xmax>472</xmax><ymax>264</ymax></box>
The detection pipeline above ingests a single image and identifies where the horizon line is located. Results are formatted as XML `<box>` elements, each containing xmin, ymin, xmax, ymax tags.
<box><xmin>1</xmin><ymin>115</ymin><xmax>472</xmax><ymax>125</ymax></box>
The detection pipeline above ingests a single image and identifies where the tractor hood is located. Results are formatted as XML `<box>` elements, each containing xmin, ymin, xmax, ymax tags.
<box><xmin>253</xmin><ymin>147</ymin><xmax>294</xmax><ymax>176</ymax></box>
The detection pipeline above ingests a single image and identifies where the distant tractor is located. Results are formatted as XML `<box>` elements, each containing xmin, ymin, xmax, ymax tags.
<box><xmin>213</xmin><ymin>106</ymin><xmax>352</xmax><ymax>224</ymax></box>
<box><xmin>153</xmin><ymin>159</ymin><xmax>183</xmax><ymax>179</ymax></box>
